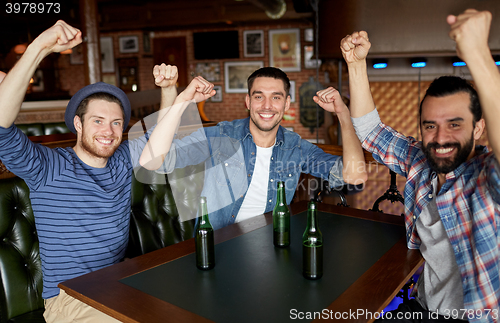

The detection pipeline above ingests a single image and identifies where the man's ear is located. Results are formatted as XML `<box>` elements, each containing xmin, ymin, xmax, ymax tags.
<box><xmin>74</xmin><ymin>115</ymin><xmax>83</xmax><ymax>134</ymax></box>
<box><xmin>473</xmin><ymin>118</ymin><xmax>485</xmax><ymax>141</ymax></box>
<box><xmin>245</xmin><ymin>94</ymin><xmax>250</xmax><ymax>110</ymax></box>
<box><xmin>284</xmin><ymin>95</ymin><xmax>291</xmax><ymax>112</ymax></box>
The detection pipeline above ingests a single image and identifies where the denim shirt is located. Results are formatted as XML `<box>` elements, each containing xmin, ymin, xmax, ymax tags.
<box><xmin>160</xmin><ymin>117</ymin><xmax>344</xmax><ymax>230</ymax></box>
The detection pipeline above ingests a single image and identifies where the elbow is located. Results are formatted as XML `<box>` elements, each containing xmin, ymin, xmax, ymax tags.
<box><xmin>343</xmin><ymin>169</ymin><xmax>367</xmax><ymax>185</ymax></box>
<box><xmin>139</xmin><ymin>155</ymin><xmax>160</xmax><ymax>171</ymax></box>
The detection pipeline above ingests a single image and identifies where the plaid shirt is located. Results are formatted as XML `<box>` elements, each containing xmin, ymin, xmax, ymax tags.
<box><xmin>362</xmin><ymin>121</ymin><xmax>500</xmax><ymax>322</ymax></box>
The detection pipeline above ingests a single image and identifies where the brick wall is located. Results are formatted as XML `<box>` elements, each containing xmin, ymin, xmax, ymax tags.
<box><xmin>57</xmin><ymin>22</ymin><xmax>334</xmax><ymax>143</ymax></box>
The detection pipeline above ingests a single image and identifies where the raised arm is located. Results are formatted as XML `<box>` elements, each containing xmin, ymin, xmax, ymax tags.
<box><xmin>447</xmin><ymin>9</ymin><xmax>500</xmax><ymax>155</ymax></box>
<box><xmin>139</xmin><ymin>73</ymin><xmax>215</xmax><ymax>170</ymax></box>
<box><xmin>153</xmin><ymin>63</ymin><xmax>178</xmax><ymax>120</ymax></box>
<box><xmin>340</xmin><ymin>31</ymin><xmax>375</xmax><ymax>118</ymax></box>
<box><xmin>0</xmin><ymin>20</ymin><xmax>81</xmax><ymax>128</ymax></box>
<box><xmin>314</xmin><ymin>87</ymin><xmax>367</xmax><ymax>184</ymax></box>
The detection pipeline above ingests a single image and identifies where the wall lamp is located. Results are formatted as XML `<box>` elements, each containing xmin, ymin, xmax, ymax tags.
<box><xmin>494</xmin><ymin>55</ymin><xmax>500</xmax><ymax>66</ymax></box>
<box><xmin>411</xmin><ymin>58</ymin><xmax>427</xmax><ymax>68</ymax></box>
<box><xmin>372</xmin><ymin>59</ymin><xmax>388</xmax><ymax>69</ymax></box>
<box><xmin>452</xmin><ymin>57</ymin><xmax>466</xmax><ymax>67</ymax></box>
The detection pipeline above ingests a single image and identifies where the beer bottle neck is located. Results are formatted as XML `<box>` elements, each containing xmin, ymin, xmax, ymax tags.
<box><xmin>199</xmin><ymin>198</ymin><xmax>211</xmax><ymax>226</ymax></box>
<box><xmin>276</xmin><ymin>182</ymin><xmax>286</xmax><ymax>206</ymax></box>
<box><xmin>306</xmin><ymin>209</ymin><xmax>318</xmax><ymax>232</ymax></box>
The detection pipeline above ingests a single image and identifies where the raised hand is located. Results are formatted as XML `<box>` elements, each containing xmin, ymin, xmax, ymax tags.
<box><xmin>313</xmin><ymin>87</ymin><xmax>348</xmax><ymax>115</ymax></box>
<box><xmin>178</xmin><ymin>76</ymin><xmax>216</xmax><ymax>103</ymax></box>
<box><xmin>153</xmin><ymin>64</ymin><xmax>178</xmax><ymax>88</ymax></box>
<box><xmin>340</xmin><ymin>31</ymin><xmax>371</xmax><ymax>65</ymax></box>
<box><xmin>447</xmin><ymin>9</ymin><xmax>492</xmax><ymax>63</ymax></box>
<box><xmin>33</xmin><ymin>20</ymin><xmax>81</xmax><ymax>55</ymax></box>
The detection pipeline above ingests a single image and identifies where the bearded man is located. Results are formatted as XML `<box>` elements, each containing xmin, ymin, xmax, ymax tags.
<box><xmin>341</xmin><ymin>9</ymin><xmax>500</xmax><ymax>322</ymax></box>
<box><xmin>0</xmin><ymin>21</ymin><xmax>177</xmax><ymax>322</ymax></box>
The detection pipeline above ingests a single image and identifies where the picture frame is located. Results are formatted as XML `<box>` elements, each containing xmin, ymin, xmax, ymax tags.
<box><xmin>210</xmin><ymin>85</ymin><xmax>223</xmax><ymax>102</ymax></box>
<box><xmin>304</xmin><ymin>45</ymin><xmax>322</xmax><ymax>69</ymax></box>
<box><xmin>289</xmin><ymin>80</ymin><xmax>296</xmax><ymax>103</ymax></box>
<box><xmin>195</xmin><ymin>63</ymin><xmax>221</xmax><ymax>82</ymax></box>
<box><xmin>119</xmin><ymin>36</ymin><xmax>139</xmax><ymax>53</ymax></box>
<box><xmin>100</xmin><ymin>37</ymin><xmax>115</xmax><ymax>73</ymax></box>
<box><xmin>304</xmin><ymin>28</ymin><xmax>314</xmax><ymax>42</ymax></box>
<box><xmin>243</xmin><ymin>30</ymin><xmax>264</xmax><ymax>57</ymax></box>
<box><xmin>268</xmin><ymin>28</ymin><xmax>301</xmax><ymax>72</ymax></box>
<box><xmin>224</xmin><ymin>61</ymin><xmax>264</xmax><ymax>93</ymax></box>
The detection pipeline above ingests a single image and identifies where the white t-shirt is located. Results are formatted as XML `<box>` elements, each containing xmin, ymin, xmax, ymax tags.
<box><xmin>235</xmin><ymin>145</ymin><xmax>273</xmax><ymax>223</ymax></box>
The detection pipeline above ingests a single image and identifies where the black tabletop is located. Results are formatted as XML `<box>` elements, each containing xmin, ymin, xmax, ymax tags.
<box><xmin>121</xmin><ymin>210</ymin><xmax>404</xmax><ymax>323</ymax></box>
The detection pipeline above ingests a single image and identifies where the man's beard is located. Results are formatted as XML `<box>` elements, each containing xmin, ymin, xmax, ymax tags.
<box><xmin>81</xmin><ymin>134</ymin><xmax>120</xmax><ymax>159</ymax></box>
<box><xmin>423</xmin><ymin>133</ymin><xmax>474</xmax><ymax>174</ymax></box>
<box><xmin>250</xmin><ymin>113</ymin><xmax>281</xmax><ymax>132</ymax></box>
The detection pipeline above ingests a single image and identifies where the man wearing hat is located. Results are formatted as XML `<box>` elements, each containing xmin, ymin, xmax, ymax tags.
<box><xmin>0</xmin><ymin>21</ymin><xmax>177</xmax><ymax>321</ymax></box>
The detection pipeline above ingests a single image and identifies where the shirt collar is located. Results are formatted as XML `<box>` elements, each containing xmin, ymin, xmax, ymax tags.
<box><xmin>241</xmin><ymin>118</ymin><xmax>285</xmax><ymax>146</ymax></box>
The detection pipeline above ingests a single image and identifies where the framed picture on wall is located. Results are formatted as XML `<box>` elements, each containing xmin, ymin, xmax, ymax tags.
<box><xmin>289</xmin><ymin>80</ymin><xmax>296</xmax><ymax>102</ymax></box>
<box><xmin>119</xmin><ymin>36</ymin><xmax>139</xmax><ymax>53</ymax></box>
<box><xmin>100</xmin><ymin>37</ymin><xmax>115</xmax><ymax>73</ymax></box>
<box><xmin>243</xmin><ymin>30</ymin><xmax>264</xmax><ymax>57</ymax></box>
<box><xmin>304</xmin><ymin>45</ymin><xmax>322</xmax><ymax>69</ymax></box>
<box><xmin>304</xmin><ymin>28</ymin><xmax>314</xmax><ymax>42</ymax></box>
<box><xmin>268</xmin><ymin>28</ymin><xmax>301</xmax><ymax>72</ymax></box>
<box><xmin>224</xmin><ymin>61</ymin><xmax>264</xmax><ymax>93</ymax></box>
<box><xmin>210</xmin><ymin>85</ymin><xmax>223</xmax><ymax>102</ymax></box>
<box><xmin>195</xmin><ymin>62</ymin><xmax>221</xmax><ymax>82</ymax></box>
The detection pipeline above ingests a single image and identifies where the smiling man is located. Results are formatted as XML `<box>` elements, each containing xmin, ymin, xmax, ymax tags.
<box><xmin>0</xmin><ymin>21</ymin><xmax>177</xmax><ymax>322</ymax></box>
<box><xmin>140</xmin><ymin>66</ymin><xmax>367</xmax><ymax>230</ymax></box>
<box><xmin>341</xmin><ymin>9</ymin><xmax>500</xmax><ymax>322</ymax></box>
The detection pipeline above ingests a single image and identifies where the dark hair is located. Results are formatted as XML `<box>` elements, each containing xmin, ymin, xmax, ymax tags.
<box><xmin>419</xmin><ymin>76</ymin><xmax>482</xmax><ymax>124</ymax></box>
<box><xmin>75</xmin><ymin>92</ymin><xmax>124</xmax><ymax>126</ymax></box>
<box><xmin>247</xmin><ymin>67</ymin><xmax>290</xmax><ymax>97</ymax></box>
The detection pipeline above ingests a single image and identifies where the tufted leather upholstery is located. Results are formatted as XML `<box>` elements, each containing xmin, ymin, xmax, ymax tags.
<box><xmin>16</xmin><ymin>123</ymin><xmax>70</xmax><ymax>137</ymax></box>
<box><xmin>0</xmin><ymin>177</ymin><xmax>44</xmax><ymax>323</ymax></box>
<box><xmin>41</xmin><ymin>123</ymin><xmax>70</xmax><ymax>136</ymax></box>
<box><xmin>127</xmin><ymin>164</ymin><xmax>203</xmax><ymax>258</ymax></box>
<box><xmin>0</xmin><ymin>163</ymin><xmax>204</xmax><ymax>322</ymax></box>
<box><xmin>15</xmin><ymin>125</ymin><xmax>44</xmax><ymax>137</ymax></box>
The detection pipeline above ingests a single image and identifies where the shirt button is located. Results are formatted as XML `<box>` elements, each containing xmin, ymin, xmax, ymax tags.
<box><xmin>251</xmin><ymin>152</ymin><xmax>255</xmax><ymax>155</ymax></box>
<box><xmin>225</xmin><ymin>163</ymin><xmax>228</xmax><ymax>167</ymax></box>
<box><xmin>231</xmin><ymin>215</ymin><xmax>235</xmax><ymax>218</ymax></box>
<box><xmin>271</xmin><ymin>157</ymin><xmax>273</xmax><ymax>160</ymax></box>
<box><xmin>269</xmin><ymin>199</ymin><xmax>272</xmax><ymax>203</ymax></box>
<box><xmin>428</xmin><ymin>194</ymin><xmax>433</xmax><ymax>199</ymax></box>
<box><xmin>413</xmin><ymin>216</ymin><xmax>416</xmax><ymax>220</ymax></box>
<box><xmin>248</xmin><ymin>174</ymin><xmax>251</xmax><ymax>177</ymax></box>
<box><xmin>240</xmin><ymin>195</ymin><xmax>243</xmax><ymax>198</ymax></box>
<box><xmin>270</xmin><ymin>179</ymin><xmax>274</xmax><ymax>182</ymax></box>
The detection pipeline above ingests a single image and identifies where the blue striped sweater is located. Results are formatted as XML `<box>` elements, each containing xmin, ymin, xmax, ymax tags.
<box><xmin>0</xmin><ymin>124</ymin><xmax>140</xmax><ymax>299</ymax></box>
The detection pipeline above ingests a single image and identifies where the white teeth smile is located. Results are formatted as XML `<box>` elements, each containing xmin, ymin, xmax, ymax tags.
<box><xmin>97</xmin><ymin>139</ymin><xmax>112</xmax><ymax>144</ymax></box>
<box><xmin>435</xmin><ymin>147</ymin><xmax>454</xmax><ymax>154</ymax></box>
<box><xmin>260</xmin><ymin>114</ymin><xmax>273</xmax><ymax>118</ymax></box>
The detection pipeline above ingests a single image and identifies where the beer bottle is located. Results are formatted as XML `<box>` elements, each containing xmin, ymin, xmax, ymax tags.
<box><xmin>273</xmin><ymin>181</ymin><xmax>290</xmax><ymax>247</ymax></box>
<box><xmin>302</xmin><ymin>200</ymin><xmax>323</xmax><ymax>279</ymax></box>
<box><xmin>195</xmin><ymin>196</ymin><xmax>215</xmax><ymax>270</ymax></box>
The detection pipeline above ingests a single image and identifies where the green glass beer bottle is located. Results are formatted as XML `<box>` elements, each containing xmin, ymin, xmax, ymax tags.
<box><xmin>302</xmin><ymin>200</ymin><xmax>323</xmax><ymax>279</ymax></box>
<box><xmin>195</xmin><ymin>196</ymin><xmax>215</xmax><ymax>270</ymax></box>
<box><xmin>273</xmin><ymin>181</ymin><xmax>290</xmax><ymax>247</ymax></box>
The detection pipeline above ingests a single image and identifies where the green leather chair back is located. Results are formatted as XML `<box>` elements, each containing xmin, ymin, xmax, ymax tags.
<box><xmin>43</xmin><ymin>123</ymin><xmax>70</xmax><ymax>136</ymax></box>
<box><xmin>0</xmin><ymin>177</ymin><xmax>44</xmax><ymax>322</ymax></box>
<box><xmin>127</xmin><ymin>163</ymin><xmax>204</xmax><ymax>258</ymax></box>
<box><xmin>15</xmin><ymin>124</ymin><xmax>44</xmax><ymax>137</ymax></box>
